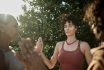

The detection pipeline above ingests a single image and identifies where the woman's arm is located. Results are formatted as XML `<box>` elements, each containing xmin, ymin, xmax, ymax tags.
<box><xmin>39</xmin><ymin>42</ymin><xmax>60</xmax><ymax>69</ymax></box>
<box><xmin>81</xmin><ymin>42</ymin><xmax>92</xmax><ymax>65</ymax></box>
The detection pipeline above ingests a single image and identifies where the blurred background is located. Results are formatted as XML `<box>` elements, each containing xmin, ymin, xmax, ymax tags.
<box><xmin>0</xmin><ymin>0</ymin><xmax>100</xmax><ymax>70</ymax></box>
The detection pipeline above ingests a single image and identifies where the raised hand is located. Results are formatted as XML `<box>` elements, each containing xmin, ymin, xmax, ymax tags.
<box><xmin>35</xmin><ymin>37</ymin><xmax>43</xmax><ymax>53</ymax></box>
<box><xmin>17</xmin><ymin>38</ymin><xmax>34</xmax><ymax>66</ymax></box>
<box><xmin>16</xmin><ymin>37</ymin><xmax>47</xmax><ymax>70</ymax></box>
<box><xmin>87</xmin><ymin>49</ymin><xmax>104</xmax><ymax>70</ymax></box>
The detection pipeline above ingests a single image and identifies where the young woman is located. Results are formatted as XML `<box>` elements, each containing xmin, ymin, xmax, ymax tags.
<box><xmin>36</xmin><ymin>14</ymin><xmax>92</xmax><ymax>70</ymax></box>
<box><xmin>0</xmin><ymin>14</ymin><xmax>24</xmax><ymax>70</ymax></box>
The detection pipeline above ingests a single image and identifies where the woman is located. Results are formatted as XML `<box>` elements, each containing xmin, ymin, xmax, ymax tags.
<box><xmin>0</xmin><ymin>14</ymin><xmax>24</xmax><ymax>70</ymax></box>
<box><xmin>84</xmin><ymin>0</ymin><xmax>104</xmax><ymax>70</ymax></box>
<box><xmin>36</xmin><ymin>14</ymin><xmax>92</xmax><ymax>70</ymax></box>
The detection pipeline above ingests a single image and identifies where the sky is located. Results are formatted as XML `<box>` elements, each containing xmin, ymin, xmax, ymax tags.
<box><xmin>0</xmin><ymin>0</ymin><xmax>24</xmax><ymax>18</ymax></box>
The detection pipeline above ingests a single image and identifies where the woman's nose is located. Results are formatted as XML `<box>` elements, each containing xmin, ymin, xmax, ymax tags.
<box><xmin>66</xmin><ymin>27</ymin><xmax>69</xmax><ymax>30</ymax></box>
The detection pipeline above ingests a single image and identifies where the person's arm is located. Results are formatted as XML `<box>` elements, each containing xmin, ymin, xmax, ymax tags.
<box><xmin>39</xmin><ymin>42</ymin><xmax>60</xmax><ymax>69</ymax></box>
<box><xmin>87</xmin><ymin>48</ymin><xmax>104</xmax><ymax>70</ymax></box>
<box><xmin>81</xmin><ymin>42</ymin><xmax>92</xmax><ymax>65</ymax></box>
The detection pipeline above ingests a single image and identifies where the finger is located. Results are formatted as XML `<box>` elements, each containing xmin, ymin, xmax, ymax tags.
<box><xmin>24</xmin><ymin>38</ymin><xmax>33</xmax><ymax>54</ymax></box>
<box><xmin>36</xmin><ymin>37</ymin><xmax>42</xmax><ymax>47</ymax></box>
<box><xmin>19</xmin><ymin>41</ymin><xmax>27</xmax><ymax>54</ymax></box>
<box><xmin>16</xmin><ymin>51</ymin><xmax>27</xmax><ymax>62</ymax></box>
<box><xmin>38</xmin><ymin>37</ymin><xmax>42</xmax><ymax>41</ymax></box>
<box><xmin>18</xmin><ymin>38</ymin><xmax>29</xmax><ymax>57</ymax></box>
<box><xmin>87</xmin><ymin>61</ymin><xmax>95</xmax><ymax>70</ymax></box>
<box><xmin>26</xmin><ymin>38</ymin><xmax>32</xmax><ymax>47</ymax></box>
<box><xmin>17</xmin><ymin>38</ymin><xmax>33</xmax><ymax>63</ymax></box>
<box><xmin>38</xmin><ymin>37</ymin><xmax>42</xmax><ymax>43</ymax></box>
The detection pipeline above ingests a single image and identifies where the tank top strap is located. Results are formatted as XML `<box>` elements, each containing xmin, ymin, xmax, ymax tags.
<box><xmin>78</xmin><ymin>40</ymin><xmax>80</xmax><ymax>47</ymax></box>
<box><xmin>61</xmin><ymin>41</ymin><xmax>65</xmax><ymax>51</ymax></box>
<box><xmin>77</xmin><ymin>40</ymin><xmax>84</xmax><ymax>56</ymax></box>
<box><xmin>61</xmin><ymin>40</ymin><xmax>80</xmax><ymax>51</ymax></box>
<box><xmin>77</xmin><ymin>40</ymin><xmax>81</xmax><ymax>50</ymax></box>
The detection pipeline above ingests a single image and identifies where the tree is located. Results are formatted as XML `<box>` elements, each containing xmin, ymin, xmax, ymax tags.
<box><xmin>15</xmin><ymin>0</ymin><xmax>99</xmax><ymax>70</ymax></box>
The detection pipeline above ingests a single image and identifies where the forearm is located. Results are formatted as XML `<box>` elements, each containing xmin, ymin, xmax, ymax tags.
<box><xmin>39</xmin><ymin>53</ymin><xmax>53</xmax><ymax>69</ymax></box>
<box><xmin>87</xmin><ymin>55</ymin><xmax>92</xmax><ymax>65</ymax></box>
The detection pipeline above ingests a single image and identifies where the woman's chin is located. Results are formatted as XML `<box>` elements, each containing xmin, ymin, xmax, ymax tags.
<box><xmin>66</xmin><ymin>34</ymin><xmax>73</xmax><ymax>37</ymax></box>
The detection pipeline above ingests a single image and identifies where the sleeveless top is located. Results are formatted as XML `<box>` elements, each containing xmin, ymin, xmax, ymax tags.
<box><xmin>58</xmin><ymin>41</ymin><xmax>85</xmax><ymax>70</ymax></box>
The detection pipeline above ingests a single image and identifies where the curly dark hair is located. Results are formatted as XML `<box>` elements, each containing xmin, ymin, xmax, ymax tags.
<box><xmin>60</xmin><ymin>14</ymin><xmax>78</xmax><ymax>28</ymax></box>
<box><xmin>84</xmin><ymin>0</ymin><xmax>104</xmax><ymax>42</ymax></box>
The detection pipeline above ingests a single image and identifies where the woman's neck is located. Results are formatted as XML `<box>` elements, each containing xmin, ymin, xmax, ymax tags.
<box><xmin>66</xmin><ymin>35</ymin><xmax>77</xmax><ymax>43</ymax></box>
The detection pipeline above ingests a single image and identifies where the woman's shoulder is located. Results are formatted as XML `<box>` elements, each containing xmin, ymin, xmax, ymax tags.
<box><xmin>79</xmin><ymin>40</ymin><xmax>90</xmax><ymax>50</ymax></box>
<box><xmin>55</xmin><ymin>41</ymin><xmax>65</xmax><ymax>52</ymax></box>
<box><xmin>79</xmin><ymin>40</ymin><xmax>89</xmax><ymax>47</ymax></box>
<box><xmin>55</xmin><ymin>41</ymin><xmax>64</xmax><ymax>48</ymax></box>
<box><xmin>56</xmin><ymin>41</ymin><xmax>64</xmax><ymax>44</ymax></box>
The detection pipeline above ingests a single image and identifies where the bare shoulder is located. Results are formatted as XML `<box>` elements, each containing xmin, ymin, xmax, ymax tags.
<box><xmin>55</xmin><ymin>41</ymin><xmax>64</xmax><ymax>50</ymax></box>
<box><xmin>56</xmin><ymin>41</ymin><xmax>63</xmax><ymax>47</ymax></box>
<box><xmin>80</xmin><ymin>41</ymin><xmax>90</xmax><ymax>48</ymax></box>
<box><xmin>80</xmin><ymin>41</ymin><xmax>91</xmax><ymax>52</ymax></box>
<box><xmin>56</xmin><ymin>41</ymin><xmax>63</xmax><ymax>45</ymax></box>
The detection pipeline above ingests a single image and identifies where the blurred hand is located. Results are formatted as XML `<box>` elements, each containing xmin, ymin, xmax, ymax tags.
<box><xmin>35</xmin><ymin>37</ymin><xmax>43</xmax><ymax>53</ymax></box>
<box><xmin>16</xmin><ymin>37</ymin><xmax>48</xmax><ymax>70</ymax></box>
<box><xmin>87</xmin><ymin>50</ymin><xmax>104</xmax><ymax>70</ymax></box>
<box><xmin>17</xmin><ymin>38</ymin><xmax>33</xmax><ymax>60</ymax></box>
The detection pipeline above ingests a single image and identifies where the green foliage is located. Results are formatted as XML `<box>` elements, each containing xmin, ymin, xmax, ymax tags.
<box><xmin>12</xmin><ymin>0</ymin><xmax>100</xmax><ymax>70</ymax></box>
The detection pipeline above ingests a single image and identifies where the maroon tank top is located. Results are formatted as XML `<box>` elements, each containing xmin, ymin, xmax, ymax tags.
<box><xmin>58</xmin><ymin>41</ymin><xmax>85</xmax><ymax>70</ymax></box>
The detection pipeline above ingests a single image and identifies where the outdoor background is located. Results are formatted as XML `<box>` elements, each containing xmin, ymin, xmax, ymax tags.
<box><xmin>1</xmin><ymin>0</ymin><xmax>100</xmax><ymax>70</ymax></box>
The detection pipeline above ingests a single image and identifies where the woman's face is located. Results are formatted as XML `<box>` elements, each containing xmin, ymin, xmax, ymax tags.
<box><xmin>64</xmin><ymin>21</ymin><xmax>77</xmax><ymax>36</ymax></box>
